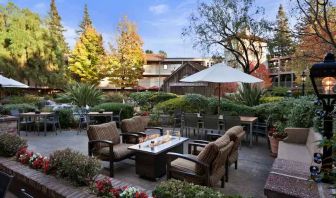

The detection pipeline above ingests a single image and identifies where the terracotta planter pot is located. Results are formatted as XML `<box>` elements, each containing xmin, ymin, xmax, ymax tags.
<box><xmin>268</xmin><ymin>135</ymin><xmax>280</xmax><ymax>157</ymax></box>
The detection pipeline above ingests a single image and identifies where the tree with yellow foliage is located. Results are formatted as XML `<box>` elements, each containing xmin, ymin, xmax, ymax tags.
<box><xmin>68</xmin><ymin>25</ymin><xmax>107</xmax><ymax>85</ymax></box>
<box><xmin>108</xmin><ymin>16</ymin><xmax>145</xmax><ymax>89</ymax></box>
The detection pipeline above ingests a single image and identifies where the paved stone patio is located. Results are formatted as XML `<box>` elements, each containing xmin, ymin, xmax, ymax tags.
<box><xmin>16</xmin><ymin>129</ymin><xmax>273</xmax><ymax>197</ymax></box>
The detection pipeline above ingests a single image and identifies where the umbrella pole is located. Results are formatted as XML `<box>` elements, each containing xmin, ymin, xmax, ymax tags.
<box><xmin>218</xmin><ymin>83</ymin><xmax>221</xmax><ymax>114</ymax></box>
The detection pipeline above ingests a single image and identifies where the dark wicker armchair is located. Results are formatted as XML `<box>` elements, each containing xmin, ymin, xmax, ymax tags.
<box><xmin>120</xmin><ymin>116</ymin><xmax>163</xmax><ymax>143</ymax></box>
<box><xmin>167</xmin><ymin>134</ymin><xmax>233</xmax><ymax>188</ymax></box>
<box><xmin>87</xmin><ymin>122</ymin><xmax>141</xmax><ymax>177</ymax></box>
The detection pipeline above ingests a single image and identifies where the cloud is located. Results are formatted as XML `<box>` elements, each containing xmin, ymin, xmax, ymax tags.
<box><xmin>149</xmin><ymin>4</ymin><xmax>169</xmax><ymax>15</ymax></box>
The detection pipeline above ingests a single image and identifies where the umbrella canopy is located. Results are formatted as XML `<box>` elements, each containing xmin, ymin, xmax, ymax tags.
<box><xmin>0</xmin><ymin>75</ymin><xmax>29</xmax><ymax>88</ymax></box>
<box><xmin>180</xmin><ymin>62</ymin><xmax>263</xmax><ymax>83</ymax></box>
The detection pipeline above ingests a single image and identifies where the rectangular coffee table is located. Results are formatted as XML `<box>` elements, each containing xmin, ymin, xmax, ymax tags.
<box><xmin>128</xmin><ymin>136</ymin><xmax>188</xmax><ymax>180</ymax></box>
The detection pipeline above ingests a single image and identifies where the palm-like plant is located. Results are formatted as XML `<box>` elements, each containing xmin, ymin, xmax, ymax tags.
<box><xmin>228</xmin><ymin>84</ymin><xmax>264</xmax><ymax>107</ymax></box>
<box><xmin>60</xmin><ymin>83</ymin><xmax>104</xmax><ymax>107</ymax></box>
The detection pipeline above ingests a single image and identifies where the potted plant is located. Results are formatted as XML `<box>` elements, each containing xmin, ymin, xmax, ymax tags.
<box><xmin>268</xmin><ymin>122</ymin><xmax>287</xmax><ymax>157</ymax></box>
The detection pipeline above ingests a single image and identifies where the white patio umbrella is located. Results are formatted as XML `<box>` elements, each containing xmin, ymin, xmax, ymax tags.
<box><xmin>180</xmin><ymin>62</ymin><xmax>263</xmax><ymax>112</ymax></box>
<box><xmin>0</xmin><ymin>75</ymin><xmax>29</xmax><ymax>88</ymax></box>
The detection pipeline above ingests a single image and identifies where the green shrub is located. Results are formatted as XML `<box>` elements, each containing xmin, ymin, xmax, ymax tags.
<box><xmin>0</xmin><ymin>133</ymin><xmax>27</xmax><ymax>157</ymax></box>
<box><xmin>1</xmin><ymin>103</ymin><xmax>37</xmax><ymax>115</ymax></box>
<box><xmin>50</xmin><ymin>148</ymin><xmax>101</xmax><ymax>186</ymax></box>
<box><xmin>270</xmin><ymin>86</ymin><xmax>289</xmax><ymax>96</ymax></box>
<box><xmin>260</xmin><ymin>96</ymin><xmax>284</xmax><ymax>103</ymax></box>
<box><xmin>4</xmin><ymin>94</ymin><xmax>43</xmax><ymax>105</ymax></box>
<box><xmin>103</xmin><ymin>92</ymin><xmax>126</xmax><ymax>103</ymax></box>
<box><xmin>220</xmin><ymin>99</ymin><xmax>255</xmax><ymax>116</ymax></box>
<box><xmin>155</xmin><ymin>95</ymin><xmax>207</xmax><ymax>114</ymax></box>
<box><xmin>153</xmin><ymin>179</ymin><xmax>241</xmax><ymax>198</ymax></box>
<box><xmin>58</xmin><ymin>109</ymin><xmax>76</xmax><ymax>129</ymax></box>
<box><xmin>129</xmin><ymin>91</ymin><xmax>177</xmax><ymax>110</ymax></box>
<box><xmin>91</xmin><ymin>102</ymin><xmax>134</xmax><ymax>119</ymax></box>
<box><xmin>59</xmin><ymin>83</ymin><xmax>104</xmax><ymax>107</ymax></box>
<box><xmin>184</xmin><ymin>94</ymin><xmax>209</xmax><ymax>112</ymax></box>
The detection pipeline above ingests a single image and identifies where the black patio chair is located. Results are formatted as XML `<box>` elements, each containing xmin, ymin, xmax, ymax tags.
<box><xmin>46</xmin><ymin>111</ymin><xmax>61</xmax><ymax>135</ymax></box>
<box><xmin>78</xmin><ymin>109</ymin><xmax>89</xmax><ymax>135</ymax></box>
<box><xmin>113</xmin><ymin>109</ymin><xmax>122</xmax><ymax>127</ymax></box>
<box><xmin>19</xmin><ymin>189</ymin><xmax>34</xmax><ymax>198</ymax></box>
<box><xmin>10</xmin><ymin>109</ymin><xmax>34</xmax><ymax>136</ymax></box>
<box><xmin>223</xmin><ymin>115</ymin><xmax>241</xmax><ymax>131</ymax></box>
<box><xmin>0</xmin><ymin>171</ymin><xmax>13</xmax><ymax>198</ymax></box>
<box><xmin>252</xmin><ymin>116</ymin><xmax>271</xmax><ymax>148</ymax></box>
<box><xmin>202</xmin><ymin>114</ymin><xmax>221</xmax><ymax>139</ymax></box>
<box><xmin>183</xmin><ymin>113</ymin><xmax>200</xmax><ymax>138</ymax></box>
<box><xmin>172</xmin><ymin>109</ymin><xmax>182</xmax><ymax>133</ymax></box>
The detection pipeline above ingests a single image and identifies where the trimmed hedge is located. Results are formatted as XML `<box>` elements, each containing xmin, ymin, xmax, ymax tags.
<box><xmin>259</xmin><ymin>96</ymin><xmax>284</xmax><ymax>104</ymax></box>
<box><xmin>91</xmin><ymin>102</ymin><xmax>134</xmax><ymax>119</ymax></box>
<box><xmin>1</xmin><ymin>103</ymin><xmax>37</xmax><ymax>115</ymax></box>
<box><xmin>0</xmin><ymin>133</ymin><xmax>27</xmax><ymax>157</ymax></box>
<box><xmin>3</xmin><ymin>94</ymin><xmax>43</xmax><ymax>105</ymax></box>
<box><xmin>129</xmin><ymin>91</ymin><xmax>177</xmax><ymax>109</ymax></box>
<box><xmin>58</xmin><ymin>109</ymin><xmax>76</xmax><ymax>129</ymax></box>
<box><xmin>153</xmin><ymin>179</ymin><xmax>241</xmax><ymax>198</ymax></box>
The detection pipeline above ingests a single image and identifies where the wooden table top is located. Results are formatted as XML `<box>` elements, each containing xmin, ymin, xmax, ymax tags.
<box><xmin>128</xmin><ymin>136</ymin><xmax>188</xmax><ymax>155</ymax></box>
<box><xmin>87</xmin><ymin>112</ymin><xmax>113</xmax><ymax>115</ymax></box>
<box><xmin>239</xmin><ymin>116</ymin><xmax>258</xmax><ymax>123</ymax></box>
<box><xmin>20</xmin><ymin>112</ymin><xmax>54</xmax><ymax>116</ymax></box>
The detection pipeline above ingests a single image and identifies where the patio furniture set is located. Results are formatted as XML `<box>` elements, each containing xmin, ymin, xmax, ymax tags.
<box><xmin>87</xmin><ymin>114</ymin><xmax>246</xmax><ymax>188</ymax></box>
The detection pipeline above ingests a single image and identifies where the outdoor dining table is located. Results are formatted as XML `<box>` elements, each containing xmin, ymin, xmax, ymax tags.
<box><xmin>87</xmin><ymin>112</ymin><xmax>113</xmax><ymax>124</ymax></box>
<box><xmin>19</xmin><ymin>112</ymin><xmax>54</xmax><ymax>136</ymax></box>
<box><xmin>203</xmin><ymin>115</ymin><xmax>258</xmax><ymax>146</ymax></box>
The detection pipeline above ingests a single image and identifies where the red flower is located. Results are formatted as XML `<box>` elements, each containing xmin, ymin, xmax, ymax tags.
<box><xmin>136</xmin><ymin>191</ymin><xmax>148</xmax><ymax>198</ymax></box>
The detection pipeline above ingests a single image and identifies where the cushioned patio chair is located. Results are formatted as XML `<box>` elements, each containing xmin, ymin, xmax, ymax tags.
<box><xmin>167</xmin><ymin>134</ymin><xmax>233</xmax><ymax>187</ymax></box>
<box><xmin>191</xmin><ymin>126</ymin><xmax>245</xmax><ymax>182</ymax></box>
<box><xmin>87</xmin><ymin>122</ymin><xmax>141</xmax><ymax>177</ymax></box>
<box><xmin>20</xmin><ymin>189</ymin><xmax>34</xmax><ymax>198</ymax></box>
<box><xmin>120</xmin><ymin>116</ymin><xmax>163</xmax><ymax>143</ymax></box>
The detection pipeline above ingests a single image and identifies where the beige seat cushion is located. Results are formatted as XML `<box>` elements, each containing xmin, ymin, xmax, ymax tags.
<box><xmin>97</xmin><ymin>143</ymin><xmax>134</xmax><ymax>161</ymax></box>
<box><xmin>278</xmin><ymin>141</ymin><xmax>312</xmax><ymax>164</ymax></box>
<box><xmin>170</xmin><ymin>155</ymin><xmax>203</xmax><ymax>185</ymax></box>
<box><xmin>87</xmin><ymin>122</ymin><xmax>120</xmax><ymax>149</ymax></box>
<box><xmin>196</xmin><ymin>142</ymin><xmax>219</xmax><ymax>174</ymax></box>
<box><xmin>283</xmin><ymin>128</ymin><xmax>309</xmax><ymax>144</ymax></box>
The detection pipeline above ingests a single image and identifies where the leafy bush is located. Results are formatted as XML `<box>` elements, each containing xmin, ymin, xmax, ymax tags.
<box><xmin>59</xmin><ymin>83</ymin><xmax>104</xmax><ymax>107</ymax></box>
<box><xmin>1</xmin><ymin>103</ymin><xmax>37</xmax><ymax>115</ymax></box>
<box><xmin>153</xmin><ymin>179</ymin><xmax>241</xmax><ymax>198</ymax></box>
<box><xmin>103</xmin><ymin>92</ymin><xmax>127</xmax><ymax>103</ymax></box>
<box><xmin>58</xmin><ymin>109</ymin><xmax>76</xmax><ymax>129</ymax></box>
<box><xmin>260</xmin><ymin>96</ymin><xmax>284</xmax><ymax>103</ymax></box>
<box><xmin>155</xmin><ymin>95</ymin><xmax>207</xmax><ymax>114</ymax></box>
<box><xmin>0</xmin><ymin>133</ymin><xmax>27</xmax><ymax>157</ymax></box>
<box><xmin>227</xmin><ymin>84</ymin><xmax>264</xmax><ymax>106</ymax></box>
<box><xmin>270</xmin><ymin>86</ymin><xmax>289</xmax><ymax>96</ymax></box>
<box><xmin>219</xmin><ymin>99</ymin><xmax>255</xmax><ymax>116</ymax></box>
<box><xmin>91</xmin><ymin>102</ymin><xmax>134</xmax><ymax>119</ymax></box>
<box><xmin>4</xmin><ymin>94</ymin><xmax>43</xmax><ymax>105</ymax></box>
<box><xmin>129</xmin><ymin>92</ymin><xmax>177</xmax><ymax>110</ymax></box>
<box><xmin>50</xmin><ymin>148</ymin><xmax>101</xmax><ymax>186</ymax></box>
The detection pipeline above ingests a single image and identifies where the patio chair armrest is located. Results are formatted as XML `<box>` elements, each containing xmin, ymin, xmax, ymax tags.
<box><xmin>188</xmin><ymin>142</ymin><xmax>207</xmax><ymax>154</ymax></box>
<box><xmin>120</xmin><ymin>133</ymin><xmax>141</xmax><ymax>143</ymax></box>
<box><xmin>166</xmin><ymin>152</ymin><xmax>209</xmax><ymax>170</ymax></box>
<box><xmin>206</xmin><ymin>133</ymin><xmax>222</xmax><ymax>139</ymax></box>
<box><xmin>88</xmin><ymin>140</ymin><xmax>113</xmax><ymax>156</ymax></box>
<box><xmin>145</xmin><ymin>127</ymin><xmax>163</xmax><ymax>135</ymax></box>
<box><xmin>192</xmin><ymin>140</ymin><xmax>210</xmax><ymax>144</ymax></box>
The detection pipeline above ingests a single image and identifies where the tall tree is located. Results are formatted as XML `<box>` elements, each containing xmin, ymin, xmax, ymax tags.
<box><xmin>184</xmin><ymin>0</ymin><xmax>270</xmax><ymax>74</ymax></box>
<box><xmin>46</xmin><ymin>0</ymin><xmax>69</xmax><ymax>87</ymax></box>
<box><xmin>68</xmin><ymin>26</ymin><xmax>107</xmax><ymax>85</ymax></box>
<box><xmin>158</xmin><ymin>50</ymin><xmax>167</xmax><ymax>57</ymax></box>
<box><xmin>77</xmin><ymin>4</ymin><xmax>92</xmax><ymax>34</ymax></box>
<box><xmin>108</xmin><ymin>16</ymin><xmax>145</xmax><ymax>89</ymax></box>
<box><xmin>269</xmin><ymin>4</ymin><xmax>294</xmax><ymax>56</ymax></box>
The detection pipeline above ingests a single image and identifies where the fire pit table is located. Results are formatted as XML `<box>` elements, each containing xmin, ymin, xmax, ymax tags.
<box><xmin>128</xmin><ymin>135</ymin><xmax>188</xmax><ymax>180</ymax></box>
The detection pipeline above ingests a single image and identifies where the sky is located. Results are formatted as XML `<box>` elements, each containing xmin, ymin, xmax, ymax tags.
<box><xmin>3</xmin><ymin>0</ymin><xmax>291</xmax><ymax>58</ymax></box>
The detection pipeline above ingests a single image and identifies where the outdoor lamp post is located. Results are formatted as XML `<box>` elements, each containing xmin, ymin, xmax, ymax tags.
<box><xmin>301</xmin><ymin>70</ymin><xmax>306</xmax><ymax>96</ymax></box>
<box><xmin>310</xmin><ymin>53</ymin><xmax>336</xmax><ymax>177</ymax></box>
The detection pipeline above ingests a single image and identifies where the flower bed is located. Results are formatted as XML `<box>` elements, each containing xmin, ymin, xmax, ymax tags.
<box><xmin>92</xmin><ymin>177</ymin><xmax>148</xmax><ymax>198</ymax></box>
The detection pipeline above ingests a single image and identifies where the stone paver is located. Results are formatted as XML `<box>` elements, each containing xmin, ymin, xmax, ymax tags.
<box><xmin>21</xmin><ymin>129</ymin><xmax>274</xmax><ymax>197</ymax></box>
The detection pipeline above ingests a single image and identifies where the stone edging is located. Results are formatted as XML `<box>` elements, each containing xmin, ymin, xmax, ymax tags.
<box><xmin>0</xmin><ymin>157</ymin><xmax>151</xmax><ymax>198</ymax></box>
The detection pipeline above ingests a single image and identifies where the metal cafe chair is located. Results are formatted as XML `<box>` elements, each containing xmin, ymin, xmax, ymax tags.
<box><xmin>183</xmin><ymin>113</ymin><xmax>201</xmax><ymax>138</ymax></box>
<box><xmin>10</xmin><ymin>109</ymin><xmax>34</xmax><ymax>136</ymax></box>
<box><xmin>46</xmin><ymin>111</ymin><xmax>61</xmax><ymax>135</ymax></box>
<box><xmin>0</xmin><ymin>171</ymin><xmax>13</xmax><ymax>198</ymax></box>
<box><xmin>113</xmin><ymin>109</ymin><xmax>123</xmax><ymax>127</ymax></box>
<box><xmin>202</xmin><ymin>114</ymin><xmax>221</xmax><ymax>139</ymax></box>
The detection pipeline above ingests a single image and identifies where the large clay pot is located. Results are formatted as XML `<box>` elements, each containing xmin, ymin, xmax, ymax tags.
<box><xmin>268</xmin><ymin>135</ymin><xmax>280</xmax><ymax>157</ymax></box>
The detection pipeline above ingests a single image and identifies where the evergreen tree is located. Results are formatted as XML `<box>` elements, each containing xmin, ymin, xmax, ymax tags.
<box><xmin>269</xmin><ymin>4</ymin><xmax>294</xmax><ymax>56</ymax></box>
<box><xmin>109</xmin><ymin>16</ymin><xmax>145</xmax><ymax>89</ymax></box>
<box><xmin>68</xmin><ymin>26</ymin><xmax>107</xmax><ymax>85</ymax></box>
<box><xmin>46</xmin><ymin>0</ymin><xmax>69</xmax><ymax>87</ymax></box>
<box><xmin>77</xmin><ymin>4</ymin><xmax>92</xmax><ymax>34</ymax></box>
